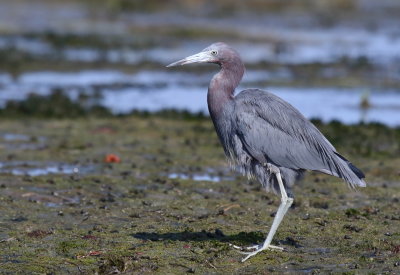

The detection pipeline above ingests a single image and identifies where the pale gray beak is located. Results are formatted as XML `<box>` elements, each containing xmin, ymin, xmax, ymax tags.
<box><xmin>166</xmin><ymin>51</ymin><xmax>212</xmax><ymax>67</ymax></box>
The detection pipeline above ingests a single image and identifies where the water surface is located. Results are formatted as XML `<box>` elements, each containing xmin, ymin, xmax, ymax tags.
<box><xmin>2</xmin><ymin>70</ymin><xmax>398</xmax><ymax>126</ymax></box>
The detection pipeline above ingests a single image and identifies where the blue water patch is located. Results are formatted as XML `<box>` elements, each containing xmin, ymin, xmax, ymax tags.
<box><xmin>0</xmin><ymin>70</ymin><xmax>399</xmax><ymax>126</ymax></box>
<box><xmin>0</xmin><ymin>161</ymin><xmax>96</xmax><ymax>176</ymax></box>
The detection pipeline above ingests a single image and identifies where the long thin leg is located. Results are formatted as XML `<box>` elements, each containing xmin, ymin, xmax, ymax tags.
<box><xmin>241</xmin><ymin>168</ymin><xmax>293</xmax><ymax>262</ymax></box>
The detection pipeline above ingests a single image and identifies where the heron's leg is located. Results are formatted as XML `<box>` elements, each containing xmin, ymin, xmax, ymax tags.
<box><xmin>240</xmin><ymin>167</ymin><xmax>293</xmax><ymax>262</ymax></box>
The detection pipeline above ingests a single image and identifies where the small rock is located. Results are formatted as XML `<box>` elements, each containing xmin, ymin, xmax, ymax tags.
<box><xmin>343</xmin><ymin>224</ymin><xmax>362</xmax><ymax>232</ymax></box>
<box><xmin>27</xmin><ymin>230</ymin><xmax>52</xmax><ymax>238</ymax></box>
<box><xmin>312</xmin><ymin>201</ymin><xmax>329</xmax><ymax>209</ymax></box>
<box><xmin>217</xmin><ymin>209</ymin><xmax>225</xmax><ymax>215</ymax></box>
<box><xmin>11</xmin><ymin>216</ymin><xmax>28</xmax><ymax>222</ymax></box>
<box><xmin>215</xmin><ymin>228</ymin><xmax>225</xmax><ymax>237</ymax></box>
<box><xmin>348</xmin><ymin>263</ymin><xmax>359</xmax><ymax>269</ymax></box>
<box><xmin>315</xmin><ymin>219</ymin><xmax>328</xmax><ymax>226</ymax></box>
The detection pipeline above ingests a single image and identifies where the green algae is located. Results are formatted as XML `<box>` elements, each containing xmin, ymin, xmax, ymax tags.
<box><xmin>0</xmin><ymin>114</ymin><xmax>398</xmax><ymax>274</ymax></box>
<box><xmin>0</xmin><ymin>91</ymin><xmax>112</xmax><ymax>119</ymax></box>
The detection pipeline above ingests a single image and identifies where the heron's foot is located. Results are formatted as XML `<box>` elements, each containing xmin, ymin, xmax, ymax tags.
<box><xmin>238</xmin><ymin>244</ymin><xmax>284</xmax><ymax>262</ymax></box>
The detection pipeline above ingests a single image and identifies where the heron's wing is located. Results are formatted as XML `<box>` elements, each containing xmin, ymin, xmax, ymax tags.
<box><xmin>233</xmin><ymin>89</ymin><xmax>338</xmax><ymax>172</ymax></box>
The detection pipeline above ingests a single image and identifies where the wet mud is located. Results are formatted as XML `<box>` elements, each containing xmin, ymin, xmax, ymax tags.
<box><xmin>0</xmin><ymin>115</ymin><xmax>399</xmax><ymax>274</ymax></box>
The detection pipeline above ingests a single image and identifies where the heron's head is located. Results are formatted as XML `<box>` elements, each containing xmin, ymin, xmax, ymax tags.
<box><xmin>167</xmin><ymin>42</ymin><xmax>240</xmax><ymax>68</ymax></box>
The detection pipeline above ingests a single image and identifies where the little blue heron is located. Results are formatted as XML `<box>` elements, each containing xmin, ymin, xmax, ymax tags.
<box><xmin>167</xmin><ymin>42</ymin><xmax>366</xmax><ymax>262</ymax></box>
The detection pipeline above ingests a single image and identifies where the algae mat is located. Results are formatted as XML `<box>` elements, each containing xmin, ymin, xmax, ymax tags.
<box><xmin>0</xmin><ymin>116</ymin><xmax>399</xmax><ymax>274</ymax></box>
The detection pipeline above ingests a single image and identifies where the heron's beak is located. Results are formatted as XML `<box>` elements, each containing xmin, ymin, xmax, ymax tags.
<box><xmin>166</xmin><ymin>51</ymin><xmax>211</xmax><ymax>67</ymax></box>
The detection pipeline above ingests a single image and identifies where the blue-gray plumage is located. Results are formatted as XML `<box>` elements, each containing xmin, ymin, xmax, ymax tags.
<box><xmin>167</xmin><ymin>42</ymin><xmax>366</xmax><ymax>262</ymax></box>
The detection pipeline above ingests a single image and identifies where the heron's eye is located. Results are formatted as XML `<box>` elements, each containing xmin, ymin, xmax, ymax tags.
<box><xmin>211</xmin><ymin>50</ymin><xmax>218</xmax><ymax>56</ymax></box>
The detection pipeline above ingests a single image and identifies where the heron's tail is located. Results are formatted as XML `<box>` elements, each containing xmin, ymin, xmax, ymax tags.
<box><xmin>333</xmin><ymin>152</ymin><xmax>366</xmax><ymax>188</ymax></box>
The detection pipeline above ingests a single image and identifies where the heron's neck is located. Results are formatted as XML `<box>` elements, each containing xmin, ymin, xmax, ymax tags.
<box><xmin>207</xmin><ymin>62</ymin><xmax>244</xmax><ymax>118</ymax></box>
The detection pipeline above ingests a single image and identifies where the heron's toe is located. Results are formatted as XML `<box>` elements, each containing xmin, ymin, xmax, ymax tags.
<box><xmin>268</xmin><ymin>245</ymin><xmax>284</xmax><ymax>251</ymax></box>
<box><xmin>229</xmin><ymin>243</ymin><xmax>260</xmax><ymax>251</ymax></box>
<box><xmin>228</xmin><ymin>243</ymin><xmax>243</xmax><ymax>250</ymax></box>
<box><xmin>239</xmin><ymin>245</ymin><xmax>285</xmax><ymax>262</ymax></box>
<box><xmin>240</xmin><ymin>250</ymin><xmax>260</xmax><ymax>262</ymax></box>
<box><xmin>244</xmin><ymin>244</ymin><xmax>260</xmax><ymax>251</ymax></box>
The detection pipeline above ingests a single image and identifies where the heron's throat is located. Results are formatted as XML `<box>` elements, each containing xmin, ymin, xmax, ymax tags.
<box><xmin>207</xmin><ymin>64</ymin><xmax>244</xmax><ymax>117</ymax></box>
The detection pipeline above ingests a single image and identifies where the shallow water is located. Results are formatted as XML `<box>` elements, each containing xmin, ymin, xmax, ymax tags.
<box><xmin>1</xmin><ymin>2</ymin><xmax>400</xmax><ymax>127</ymax></box>
<box><xmin>1</xmin><ymin>12</ymin><xmax>400</xmax><ymax>67</ymax></box>
<box><xmin>0</xmin><ymin>161</ymin><xmax>95</xmax><ymax>176</ymax></box>
<box><xmin>102</xmin><ymin>84</ymin><xmax>400</xmax><ymax>126</ymax></box>
<box><xmin>1</xmin><ymin>133</ymin><xmax>31</xmax><ymax>141</ymax></box>
<box><xmin>97</xmin><ymin>69</ymin><xmax>400</xmax><ymax>127</ymax></box>
<box><xmin>168</xmin><ymin>173</ymin><xmax>230</xmax><ymax>183</ymax></box>
<box><xmin>1</xmin><ymin>69</ymin><xmax>399</xmax><ymax>126</ymax></box>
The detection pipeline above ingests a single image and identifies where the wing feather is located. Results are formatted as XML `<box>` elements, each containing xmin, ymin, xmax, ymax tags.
<box><xmin>232</xmin><ymin>89</ymin><xmax>363</xmax><ymax>187</ymax></box>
